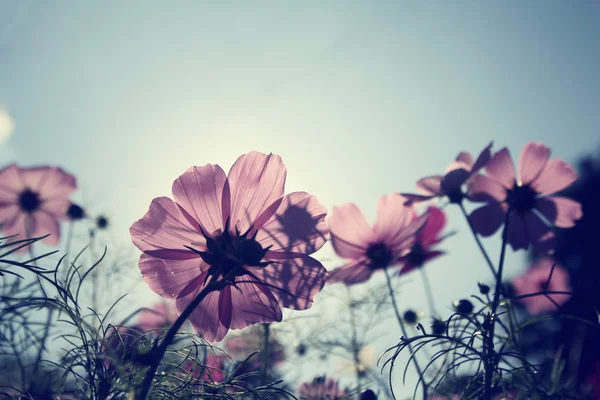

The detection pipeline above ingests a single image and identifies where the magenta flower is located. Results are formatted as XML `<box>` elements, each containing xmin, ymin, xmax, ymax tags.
<box><xmin>0</xmin><ymin>164</ymin><xmax>77</xmax><ymax>246</ymax></box>
<box><xmin>467</xmin><ymin>142</ymin><xmax>582</xmax><ymax>252</ymax></box>
<box><xmin>512</xmin><ymin>257</ymin><xmax>571</xmax><ymax>315</ymax></box>
<box><xmin>401</xmin><ymin>143</ymin><xmax>492</xmax><ymax>204</ymax></box>
<box><xmin>327</xmin><ymin>195</ymin><xmax>434</xmax><ymax>286</ymax></box>
<box><xmin>137</xmin><ymin>301</ymin><xmax>180</xmax><ymax>332</ymax></box>
<box><xmin>297</xmin><ymin>376</ymin><xmax>349</xmax><ymax>400</ymax></box>
<box><xmin>130</xmin><ymin>152</ymin><xmax>329</xmax><ymax>342</ymax></box>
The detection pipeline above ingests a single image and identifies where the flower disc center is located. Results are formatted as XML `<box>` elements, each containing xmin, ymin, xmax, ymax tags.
<box><xmin>366</xmin><ymin>242</ymin><xmax>392</xmax><ymax>269</ymax></box>
<box><xmin>18</xmin><ymin>189</ymin><xmax>41</xmax><ymax>213</ymax></box>
<box><xmin>507</xmin><ymin>184</ymin><xmax>536</xmax><ymax>213</ymax></box>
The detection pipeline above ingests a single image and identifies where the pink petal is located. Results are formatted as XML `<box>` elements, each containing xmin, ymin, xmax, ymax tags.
<box><xmin>0</xmin><ymin>204</ymin><xmax>20</xmax><ymax>226</ymax></box>
<box><xmin>36</xmin><ymin>167</ymin><xmax>77</xmax><ymax>201</ymax></box>
<box><xmin>178</xmin><ymin>282</ymin><xmax>230</xmax><ymax>342</ymax></box>
<box><xmin>536</xmin><ymin>196</ymin><xmax>582</xmax><ymax>228</ymax></box>
<box><xmin>172</xmin><ymin>164</ymin><xmax>229</xmax><ymax>235</ymax></box>
<box><xmin>327</xmin><ymin>259</ymin><xmax>373</xmax><ymax>285</ymax></box>
<box><xmin>255</xmin><ymin>192</ymin><xmax>328</xmax><ymax>254</ymax></box>
<box><xmin>373</xmin><ymin>194</ymin><xmax>416</xmax><ymax>244</ymax></box>
<box><xmin>389</xmin><ymin>211</ymin><xmax>429</xmax><ymax>251</ymax></box>
<box><xmin>227</xmin><ymin>276</ymin><xmax>282</xmax><ymax>329</ymax></box>
<box><xmin>0</xmin><ymin>164</ymin><xmax>24</xmax><ymax>197</ymax></box>
<box><xmin>484</xmin><ymin>148</ymin><xmax>516</xmax><ymax>189</ymax></box>
<box><xmin>455</xmin><ymin>151</ymin><xmax>474</xmax><ymax>168</ymax></box>
<box><xmin>468</xmin><ymin>203</ymin><xmax>506</xmax><ymax>237</ymax></box>
<box><xmin>130</xmin><ymin>197</ymin><xmax>204</xmax><ymax>253</ymax></box>
<box><xmin>398</xmin><ymin>193</ymin><xmax>434</xmax><ymax>205</ymax></box>
<box><xmin>1</xmin><ymin>212</ymin><xmax>27</xmax><ymax>240</ymax></box>
<box><xmin>328</xmin><ymin>203</ymin><xmax>374</xmax><ymax>259</ymax></box>
<box><xmin>416</xmin><ymin>176</ymin><xmax>443</xmax><ymax>196</ymax></box>
<box><xmin>226</xmin><ymin>152</ymin><xmax>286</xmax><ymax>233</ymax></box>
<box><xmin>507</xmin><ymin>212</ymin><xmax>529</xmax><ymax>251</ymax></box>
<box><xmin>254</xmin><ymin>253</ymin><xmax>328</xmax><ymax>309</ymax></box>
<box><xmin>468</xmin><ymin>142</ymin><xmax>493</xmax><ymax>176</ymax></box>
<box><xmin>139</xmin><ymin>253</ymin><xmax>207</xmax><ymax>299</ymax></box>
<box><xmin>531</xmin><ymin>158</ymin><xmax>578</xmax><ymax>195</ymax></box>
<box><xmin>440</xmin><ymin>169</ymin><xmax>469</xmax><ymax>194</ymax></box>
<box><xmin>518</xmin><ymin>142</ymin><xmax>551</xmax><ymax>185</ymax></box>
<box><xmin>417</xmin><ymin>207</ymin><xmax>446</xmax><ymax>247</ymax></box>
<box><xmin>29</xmin><ymin>211</ymin><xmax>61</xmax><ymax>246</ymax></box>
<box><xmin>467</xmin><ymin>174</ymin><xmax>507</xmax><ymax>202</ymax></box>
<box><xmin>523</xmin><ymin>211</ymin><xmax>556</xmax><ymax>254</ymax></box>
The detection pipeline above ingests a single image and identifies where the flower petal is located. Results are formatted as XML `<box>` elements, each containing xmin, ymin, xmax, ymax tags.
<box><xmin>172</xmin><ymin>164</ymin><xmax>229</xmax><ymax>234</ymax></box>
<box><xmin>536</xmin><ymin>196</ymin><xmax>582</xmax><ymax>228</ymax></box>
<box><xmin>178</xmin><ymin>282</ymin><xmax>230</xmax><ymax>343</ymax></box>
<box><xmin>507</xmin><ymin>212</ymin><xmax>529</xmax><ymax>251</ymax></box>
<box><xmin>227</xmin><ymin>276</ymin><xmax>282</xmax><ymax>329</ymax></box>
<box><xmin>327</xmin><ymin>259</ymin><xmax>373</xmax><ymax>285</ymax></box>
<box><xmin>398</xmin><ymin>193</ymin><xmax>434</xmax><ymax>205</ymax></box>
<box><xmin>468</xmin><ymin>203</ymin><xmax>506</xmax><ymax>237</ymax></box>
<box><xmin>254</xmin><ymin>253</ymin><xmax>328</xmax><ymax>310</ymax></box>
<box><xmin>531</xmin><ymin>158</ymin><xmax>578</xmax><ymax>195</ymax></box>
<box><xmin>467</xmin><ymin>174</ymin><xmax>507</xmax><ymax>202</ymax></box>
<box><xmin>255</xmin><ymin>192</ymin><xmax>328</xmax><ymax>254</ymax></box>
<box><xmin>139</xmin><ymin>253</ymin><xmax>207</xmax><ymax>299</ymax></box>
<box><xmin>455</xmin><ymin>152</ymin><xmax>474</xmax><ymax>168</ymax></box>
<box><xmin>130</xmin><ymin>197</ymin><xmax>204</xmax><ymax>253</ymax></box>
<box><xmin>29</xmin><ymin>211</ymin><xmax>61</xmax><ymax>246</ymax></box>
<box><xmin>485</xmin><ymin>148</ymin><xmax>516</xmax><ymax>189</ymax></box>
<box><xmin>0</xmin><ymin>204</ymin><xmax>20</xmax><ymax>226</ymax></box>
<box><xmin>524</xmin><ymin>211</ymin><xmax>556</xmax><ymax>254</ymax></box>
<box><xmin>227</xmin><ymin>152</ymin><xmax>286</xmax><ymax>233</ymax></box>
<box><xmin>469</xmin><ymin>142</ymin><xmax>493</xmax><ymax>176</ymax></box>
<box><xmin>440</xmin><ymin>169</ymin><xmax>469</xmax><ymax>195</ymax></box>
<box><xmin>399</xmin><ymin>250</ymin><xmax>445</xmax><ymax>275</ymax></box>
<box><xmin>328</xmin><ymin>203</ymin><xmax>374</xmax><ymax>259</ymax></box>
<box><xmin>519</xmin><ymin>142</ymin><xmax>551</xmax><ymax>185</ymax></box>
<box><xmin>417</xmin><ymin>207</ymin><xmax>446</xmax><ymax>247</ymax></box>
<box><xmin>0</xmin><ymin>164</ymin><xmax>24</xmax><ymax>197</ymax></box>
<box><xmin>374</xmin><ymin>194</ymin><xmax>416</xmax><ymax>244</ymax></box>
<box><xmin>416</xmin><ymin>176</ymin><xmax>443</xmax><ymax>196</ymax></box>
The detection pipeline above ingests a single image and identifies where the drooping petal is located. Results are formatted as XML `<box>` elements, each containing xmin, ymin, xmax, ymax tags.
<box><xmin>468</xmin><ymin>142</ymin><xmax>493</xmax><ymax>177</ymax></box>
<box><xmin>524</xmin><ymin>211</ymin><xmax>556</xmax><ymax>254</ymax></box>
<box><xmin>255</xmin><ymin>192</ymin><xmax>328</xmax><ymax>254</ymax></box>
<box><xmin>327</xmin><ymin>259</ymin><xmax>373</xmax><ymax>285</ymax></box>
<box><xmin>139</xmin><ymin>253</ymin><xmax>207</xmax><ymax>299</ymax></box>
<box><xmin>468</xmin><ymin>203</ymin><xmax>506</xmax><ymax>237</ymax></box>
<box><xmin>227</xmin><ymin>276</ymin><xmax>282</xmax><ymax>329</ymax></box>
<box><xmin>536</xmin><ymin>196</ymin><xmax>582</xmax><ymax>228</ymax></box>
<box><xmin>399</xmin><ymin>193</ymin><xmax>434</xmax><ymax>205</ymax></box>
<box><xmin>0</xmin><ymin>164</ymin><xmax>24</xmax><ymax>197</ymax></box>
<box><xmin>178</xmin><ymin>282</ymin><xmax>230</xmax><ymax>342</ymax></box>
<box><xmin>484</xmin><ymin>148</ymin><xmax>516</xmax><ymax>189</ymax></box>
<box><xmin>519</xmin><ymin>142</ymin><xmax>551</xmax><ymax>185</ymax></box>
<box><xmin>254</xmin><ymin>253</ymin><xmax>328</xmax><ymax>309</ymax></box>
<box><xmin>455</xmin><ymin>152</ymin><xmax>474</xmax><ymax>168</ymax></box>
<box><xmin>531</xmin><ymin>158</ymin><xmax>578</xmax><ymax>195</ymax></box>
<box><xmin>328</xmin><ymin>203</ymin><xmax>374</xmax><ymax>259</ymax></box>
<box><xmin>506</xmin><ymin>212</ymin><xmax>529</xmax><ymax>251</ymax></box>
<box><xmin>130</xmin><ymin>197</ymin><xmax>204</xmax><ymax>254</ymax></box>
<box><xmin>466</xmin><ymin>174</ymin><xmax>508</xmax><ymax>202</ymax></box>
<box><xmin>417</xmin><ymin>207</ymin><xmax>446</xmax><ymax>247</ymax></box>
<box><xmin>226</xmin><ymin>152</ymin><xmax>286</xmax><ymax>233</ymax></box>
<box><xmin>172</xmin><ymin>164</ymin><xmax>229</xmax><ymax>234</ymax></box>
<box><xmin>374</xmin><ymin>194</ymin><xmax>416</xmax><ymax>244</ymax></box>
<box><xmin>415</xmin><ymin>176</ymin><xmax>443</xmax><ymax>196</ymax></box>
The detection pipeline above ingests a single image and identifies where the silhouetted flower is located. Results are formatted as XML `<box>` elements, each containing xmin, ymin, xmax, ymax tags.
<box><xmin>431</xmin><ymin>319</ymin><xmax>446</xmax><ymax>335</ymax></box>
<box><xmin>468</xmin><ymin>142</ymin><xmax>582</xmax><ymax>252</ymax></box>
<box><xmin>327</xmin><ymin>194</ymin><xmax>428</xmax><ymax>285</ymax></box>
<box><xmin>360</xmin><ymin>389</ymin><xmax>377</xmax><ymax>400</ymax></box>
<box><xmin>454</xmin><ymin>299</ymin><xmax>474</xmax><ymax>315</ymax></box>
<box><xmin>96</xmin><ymin>215</ymin><xmax>109</xmax><ymax>229</ymax></box>
<box><xmin>0</xmin><ymin>164</ymin><xmax>76</xmax><ymax>246</ymax></box>
<box><xmin>66</xmin><ymin>202</ymin><xmax>85</xmax><ymax>221</ymax></box>
<box><xmin>402</xmin><ymin>143</ymin><xmax>492</xmax><ymax>204</ymax></box>
<box><xmin>403</xmin><ymin>309</ymin><xmax>418</xmax><ymax>324</ymax></box>
<box><xmin>137</xmin><ymin>301</ymin><xmax>179</xmax><ymax>332</ymax></box>
<box><xmin>512</xmin><ymin>257</ymin><xmax>571</xmax><ymax>315</ymax></box>
<box><xmin>297</xmin><ymin>376</ymin><xmax>349</xmax><ymax>400</ymax></box>
<box><xmin>130</xmin><ymin>152</ymin><xmax>329</xmax><ymax>342</ymax></box>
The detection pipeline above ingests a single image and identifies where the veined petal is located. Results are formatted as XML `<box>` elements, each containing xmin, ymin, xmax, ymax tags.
<box><xmin>485</xmin><ymin>148</ymin><xmax>516</xmax><ymax>189</ymax></box>
<box><xmin>227</xmin><ymin>276</ymin><xmax>282</xmax><ymax>329</ymax></box>
<box><xmin>178</xmin><ymin>282</ymin><xmax>230</xmax><ymax>343</ymax></box>
<box><xmin>139</xmin><ymin>253</ymin><xmax>207</xmax><ymax>299</ymax></box>
<box><xmin>328</xmin><ymin>203</ymin><xmax>374</xmax><ymax>259</ymax></box>
<box><xmin>531</xmin><ymin>158</ymin><xmax>578</xmax><ymax>195</ymax></box>
<box><xmin>536</xmin><ymin>196</ymin><xmax>582</xmax><ymax>228</ymax></box>
<box><xmin>519</xmin><ymin>142</ymin><xmax>551</xmax><ymax>185</ymax></box>
<box><xmin>327</xmin><ymin>259</ymin><xmax>373</xmax><ymax>285</ymax></box>
<box><xmin>374</xmin><ymin>194</ymin><xmax>416</xmax><ymax>244</ymax></box>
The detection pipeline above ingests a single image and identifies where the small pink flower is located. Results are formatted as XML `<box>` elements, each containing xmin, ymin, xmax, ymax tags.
<box><xmin>224</xmin><ymin>326</ymin><xmax>285</xmax><ymax>368</ymax></box>
<box><xmin>137</xmin><ymin>301</ymin><xmax>179</xmax><ymax>332</ymax></box>
<box><xmin>130</xmin><ymin>152</ymin><xmax>329</xmax><ymax>342</ymax></box>
<box><xmin>467</xmin><ymin>142</ymin><xmax>582</xmax><ymax>252</ymax></box>
<box><xmin>0</xmin><ymin>164</ymin><xmax>77</xmax><ymax>246</ymax></box>
<box><xmin>297</xmin><ymin>376</ymin><xmax>349</xmax><ymax>400</ymax></box>
<box><xmin>402</xmin><ymin>143</ymin><xmax>492</xmax><ymax>204</ymax></box>
<box><xmin>512</xmin><ymin>257</ymin><xmax>571</xmax><ymax>315</ymax></box>
<box><xmin>327</xmin><ymin>195</ymin><xmax>439</xmax><ymax>286</ymax></box>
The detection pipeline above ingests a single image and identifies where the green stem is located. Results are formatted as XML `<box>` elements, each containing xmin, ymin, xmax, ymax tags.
<box><xmin>459</xmin><ymin>202</ymin><xmax>497</xmax><ymax>277</ymax></box>
<box><xmin>346</xmin><ymin>287</ymin><xmax>363</xmax><ymax>393</ymax></box>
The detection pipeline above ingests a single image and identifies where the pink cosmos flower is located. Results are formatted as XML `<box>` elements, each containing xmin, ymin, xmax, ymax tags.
<box><xmin>297</xmin><ymin>376</ymin><xmax>349</xmax><ymax>400</ymax></box>
<box><xmin>401</xmin><ymin>143</ymin><xmax>492</xmax><ymax>204</ymax></box>
<box><xmin>327</xmin><ymin>195</ymin><xmax>439</xmax><ymax>286</ymax></box>
<box><xmin>467</xmin><ymin>142</ymin><xmax>582</xmax><ymax>252</ymax></box>
<box><xmin>0</xmin><ymin>164</ymin><xmax>77</xmax><ymax>246</ymax></box>
<box><xmin>137</xmin><ymin>301</ymin><xmax>180</xmax><ymax>332</ymax></box>
<box><xmin>512</xmin><ymin>257</ymin><xmax>571</xmax><ymax>315</ymax></box>
<box><xmin>224</xmin><ymin>326</ymin><xmax>285</xmax><ymax>367</ymax></box>
<box><xmin>130</xmin><ymin>152</ymin><xmax>329</xmax><ymax>342</ymax></box>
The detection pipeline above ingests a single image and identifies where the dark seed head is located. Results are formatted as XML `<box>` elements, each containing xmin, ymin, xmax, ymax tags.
<box><xmin>455</xmin><ymin>299</ymin><xmax>474</xmax><ymax>315</ymax></box>
<box><xmin>360</xmin><ymin>389</ymin><xmax>377</xmax><ymax>400</ymax></box>
<box><xmin>478</xmin><ymin>283</ymin><xmax>490</xmax><ymax>295</ymax></box>
<box><xmin>366</xmin><ymin>242</ymin><xmax>392</xmax><ymax>269</ymax></box>
<box><xmin>405</xmin><ymin>243</ymin><xmax>427</xmax><ymax>268</ymax></box>
<box><xmin>96</xmin><ymin>216</ymin><xmax>109</xmax><ymax>229</ymax></box>
<box><xmin>296</xmin><ymin>343</ymin><xmax>307</xmax><ymax>357</ymax></box>
<box><xmin>431</xmin><ymin>319</ymin><xmax>446</xmax><ymax>335</ymax></box>
<box><xmin>507</xmin><ymin>184</ymin><xmax>536</xmax><ymax>213</ymax></box>
<box><xmin>18</xmin><ymin>189</ymin><xmax>41</xmax><ymax>213</ymax></box>
<box><xmin>66</xmin><ymin>203</ymin><xmax>85</xmax><ymax>220</ymax></box>
<box><xmin>403</xmin><ymin>309</ymin><xmax>418</xmax><ymax>325</ymax></box>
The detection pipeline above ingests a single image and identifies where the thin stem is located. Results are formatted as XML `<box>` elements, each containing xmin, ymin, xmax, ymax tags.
<box><xmin>384</xmin><ymin>268</ymin><xmax>427</xmax><ymax>400</ymax></box>
<box><xmin>419</xmin><ymin>268</ymin><xmax>438</xmax><ymax>317</ymax></box>
<box><xmin>135</xmin><ymin>276</ymin><xmax>226</xmax><ymax>400</ymax></box>
<box><xmin>483</xmin><ymin>211</ymin><xmax>510</xmax><ymax>400</ymax></box>
<box><xmin>346</xmin><ymin>287</ymin><xmax>363</xmax><ymax>393</ymax></box>
<box><xmin>260</xmin><ymin>323</ymin><xmax>271</xmax><ymax>385</ymax></box>
<box><xmin>459</xmin><ymin>202</ymin><xmax>497</xmax><ymax>277</ymax></box>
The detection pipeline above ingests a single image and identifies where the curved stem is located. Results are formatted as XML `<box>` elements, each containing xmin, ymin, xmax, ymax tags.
<box><xmin>260</xmin><ymin>323</ymin><xmax>271</xmax><ymax>385</ymax></box>
<box><xmin>384</xmin><ymin>268</ymin><xmax>427</xmax><ymax>400</ymax></box>
<box><xmin>459</xmin><ymin>202</ymin><xmax>497</xmax><ymax>277</ymax></box>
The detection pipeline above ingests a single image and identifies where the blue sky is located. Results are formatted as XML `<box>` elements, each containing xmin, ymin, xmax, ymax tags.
<box><xmin>1</xmin><ymin>1</ymin><xmax>599</xmax><ymax>395</ymax></box>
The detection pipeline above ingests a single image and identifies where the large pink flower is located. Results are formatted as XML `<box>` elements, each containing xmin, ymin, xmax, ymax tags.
<box><xmin>0</xmin><ymin>164</ymin><xmax>77</xmax><ymax>246</ymax></box>
<box><xmin>467</xmin><ymin>142</ymin><xmax>582</xmax><ymax>252</ymax></box>
<box><xmin>137</xmin><ymin>301</ymin><xmax>180</xmax><ymax>332</ymax></box>
<box><xmin>512</xmin><ymin>257</ymin><xmax>571</xmax><ymax>315</ymax></box>
<box><xmin>130</xmin><ymin>152</ymin><xmax>329</xmax><ymax>342</ymax></box>
<box><xmin>401</xmin><ymin>143</ymin><xmax>492</xmax><ymax>204</ymax></box>
<box><xmin>297</xmin><ymin>376</ymin><xmax>349</xmax><ymax>400</ymax></box>
<box><xmin>327</xmin><ymin>194</ymin><xmax>431</xmax><ymax>286</ymax></box>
